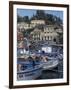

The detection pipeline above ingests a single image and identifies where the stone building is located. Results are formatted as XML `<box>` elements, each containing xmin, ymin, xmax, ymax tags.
<box><xmin>30</xmin><ymin>25</ymin><xmax>60</xmax><ymax>44</ymax></box>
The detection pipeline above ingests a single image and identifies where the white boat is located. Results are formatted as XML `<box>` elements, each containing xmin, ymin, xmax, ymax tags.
<box><xmin>37</xmin><ymin>45</ymin><xmax>60</xmax><ymax>70</ymax></box>
<box><xmin>42</xmin><ymin>59</ymin><xmax>59</xmax><ymax>70</ymax></box>
<box><xmin>17</xmin><ymin>65</ymin><xmax>43</xmax><ymax>80</ymax></box>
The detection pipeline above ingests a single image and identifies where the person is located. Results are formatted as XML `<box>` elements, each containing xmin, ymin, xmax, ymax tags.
<box><xmin>32</xmin><ymin>55</ymin><xmax>36</xmax><ymax>68</ymax></box>
<box><xmin>28</xmin><ymin>56</ymin><xmax>36</xmax><ymax>68</ymax></box>
<box><xmin>45</xmin><ymin>56</ymin><xmax>48</xmax><ymax>61</ymax></box>
<box><xmin>35</xmin><ymin>56</ymin><xmax>40</xmax><ymax>63</ymax></box>
<box><xmin>32</xmin><ymin>59</ymin><xmax>36</xmax><ymax>68</ymax></box>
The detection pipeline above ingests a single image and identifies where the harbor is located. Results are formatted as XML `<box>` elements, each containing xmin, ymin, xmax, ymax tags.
<box><xmin>36</xmin><ymin>60</ymin><xmax>63</xmax><ymax>80</ymax></box>
<box><xmin>17</xmin><ymin>42</ymin><xmax>63</xmax><ymax>80</ymax></box>
<box><xmin>17</xmin><ymin>10</ymin><xmax>63</xmax><ymax>80</ymax></box>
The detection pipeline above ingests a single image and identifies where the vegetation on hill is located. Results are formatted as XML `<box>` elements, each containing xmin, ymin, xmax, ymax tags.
<box><xmin>17</xmin><ymin>10</ymin><xmax>63</xmax><ymax>27</ymax></box>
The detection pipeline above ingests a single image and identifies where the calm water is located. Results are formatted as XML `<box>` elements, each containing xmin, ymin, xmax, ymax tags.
<box><xmin>36</xmin><ymin>60</ymin><xmax>63</xmax><ymax>79</ymax></box>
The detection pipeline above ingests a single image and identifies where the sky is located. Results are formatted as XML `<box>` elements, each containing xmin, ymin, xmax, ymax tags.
<box><xmin>17</xmin><ymin>9</ymin><xmax>63</xmax><ymax>21</ymax></box>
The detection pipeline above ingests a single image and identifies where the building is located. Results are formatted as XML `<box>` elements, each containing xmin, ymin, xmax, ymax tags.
<box><xmin>56</xmin><ymin>28</ymin><xmax>63</xmax><ymax>33</ymax></box>
<box><xmin>17</xmin><ymin>20</ymin><xmax>45</xmax><ymax>31</ymax></box>
<box><xmin>17</xmin><ymin>22</ymin><xmax>31</xmax><ymax>30</ymax></box>
<box><xmin>30</xmin><ymin>20</ymin><xmax>45</xmax><ymax>27</ymax></box>
<box><xmin>17</xmin><ymin>19</ymin><xmax>63</xmax><ymax>44</ymax></box>
<box><xmin>17</xmin><ymin>31</ymin><xmax>24</xmax><ymax>41</ymax></box>
<box><xmin>31</xmin><ymin>28</ymin><xmax>41</xmax><ymax>41</ymax></box>
<box><xmin>30</xmin><ymin>25</ymin><xmax>59</xmax><ymax>44</ymax></box>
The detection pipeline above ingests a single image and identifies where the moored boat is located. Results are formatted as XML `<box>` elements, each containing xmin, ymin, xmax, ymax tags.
<box><xmin>42</xmin><ymin>59</ymin><xmax>59</xmax><ymax>70</ymax></box>
<box><xmin>17</xmin><ymin>57</ymin><xmax>43</xmax><ymax>80</ymax></box>
<box><xmin>17</xmin><ymin>64</ymin><xmax>43</xmax><ymax>80</ymax></box>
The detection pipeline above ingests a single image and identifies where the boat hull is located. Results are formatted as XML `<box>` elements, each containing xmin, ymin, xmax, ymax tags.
<box><xmin>42</xmin><ymin>60</ymin><xmax>59</xmax><ymax>70</ymax></box>
<box><xmin>17</xmin><ymin>65</ymin><xmax>42</xmax><ymax>80</ymax></box>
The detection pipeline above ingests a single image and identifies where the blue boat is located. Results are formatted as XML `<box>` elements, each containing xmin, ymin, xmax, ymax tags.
<box><xmin>17</xmin><ymin>42</ymin><xmax>63</xmax><ymax>80</ymax></box>
<box><xmin>17</xmin><ymin>58</ymin><xmax>43</xmax><ymax>80</ymax></box>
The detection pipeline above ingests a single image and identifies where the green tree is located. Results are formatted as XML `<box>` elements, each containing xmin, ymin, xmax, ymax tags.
<box><xmin>36</xmin><ymin>10</ymin><xmax>46</xmax><ymax>19</ymax></box>
<box><xmin>17</xmin><ymin>15</ymin><xmax>23</xmax><ymax>22</ymax></box>
<box><xmin>23</xmin><ymin>16</ymin><xmax>30</xmax><ymax>23</ymax></box>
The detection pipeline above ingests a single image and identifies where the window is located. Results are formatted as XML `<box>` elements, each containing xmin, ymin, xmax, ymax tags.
<box><xmin>53</xmin><ymin>38</ymin><xmax>56</xmax><ymax>42</ymax></box>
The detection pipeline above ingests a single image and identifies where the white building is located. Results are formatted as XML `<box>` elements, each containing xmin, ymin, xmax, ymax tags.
<box><xmin>30</xmin><ymin>25</ymin><xmax>59</xmax><ymax>44</ymax></box>
<box><xmin>30</xmin><ymin>20</ymin><xmax>45</xmax><ymax>27</ymax></box>
<box><xmin>17</xmin><ymin>22</ymin><xmax>31</xmax><ymax>30</ymax></box>
<box><xmin>17</xmin><ymin>20</ymin><xmax>45</xmax><ymax>30</ymax></box>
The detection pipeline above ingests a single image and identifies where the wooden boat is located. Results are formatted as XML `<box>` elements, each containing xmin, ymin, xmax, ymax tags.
<box><xmin>17</xmin><ymin>65</ymin><xmax>42</xmax><ymax>80</ymax></box>
<box><xmin>42</xmin><ymin>59</ymin><xmax>59</xmax><ymax>70</ymax></box>
<box><xmin>17</xmin><ymin>60</ymin><xmax>43</xmax><ymax>80</ymax></box>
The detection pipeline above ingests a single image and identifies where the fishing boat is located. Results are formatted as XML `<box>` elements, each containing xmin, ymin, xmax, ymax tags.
<box><xmin>17</xmin><ymin>58</ymin><xmax>43</xmax><ymax>80</ymax></box>
<box><xmin>17</xmin><ymin>38</ymin><xmax>43</xmax><ymax>80</ymax></box>
<box><xmin>41</xmin><ymin>59</ymin><xmax>59</xmax><ymax>70</ymax></box>
<box><xmin>35</xmin><ymin>45</ymin><xmax>59</xmax><ymax>70</ymax></box>
<box><xmin>17</xmin><ymin>65</ymin><xmax>42</xmax><ymax>80</ymax></box>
